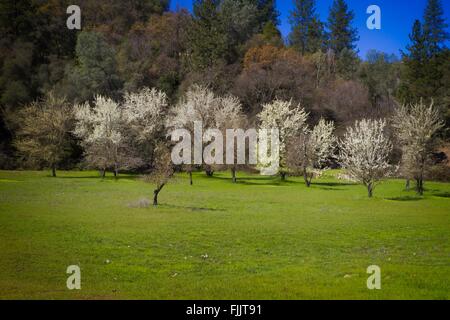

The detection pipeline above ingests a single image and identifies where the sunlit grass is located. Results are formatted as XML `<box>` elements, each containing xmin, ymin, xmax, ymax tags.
<box><xmin>0</xmin><ymin>170</ymin><xmax>449</xmax><ymax>299</ymax></box>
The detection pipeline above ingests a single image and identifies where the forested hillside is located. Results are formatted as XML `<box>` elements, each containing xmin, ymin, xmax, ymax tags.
<box><xmin>0</xmin><ymin>0</ymin><xmax>448</xmax><ymax>171</ymax></box>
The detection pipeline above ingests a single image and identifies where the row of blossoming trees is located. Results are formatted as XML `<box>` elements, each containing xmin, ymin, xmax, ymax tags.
<box><xmin>11</xmin><ymin>86</ymin><xmax>443</xmax><ymax>204</ymax></box>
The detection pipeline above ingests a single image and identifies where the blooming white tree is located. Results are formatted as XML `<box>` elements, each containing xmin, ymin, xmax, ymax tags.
<box><xmin>288</xmin><ymin>118</ymin><xmax>336</xmax><ymax>187</ymax></box>
<box><xmin>123</xmin><ymin>87</ymin><xmax>168</xmax><ymax>143</ymax></box>
<box><xmin>339</xmin><ymin>119</ymin><xmax>393</xmax><ymax>198</ymax></box>
<box><xmin>74</xmin><ymin>95</ymin><xmax>141</xmax><ymax>177</ymax></box>
<box><xmin>168</xmin><ymin>85</ymin><xmax>224</xmax><ymax>181</ymax></box>
<box><xmin>169</xmin><ymin>85</ymin><xmax>218</xmax><ymax>130</ymax></box>
<box><xmin>391</xmin><ymin>101</ymin><xmax>444</xmax><ymax>195</ymax></box>
<box><xmin>168</xmin><ymin>85</ymin><xmax>245</xmax><ymax>184</ymax></box>
<box><xmin>258</xmin><ymin>99</ymin><xmax>309</xmax><ymax>180</ymax></box>
<box><xmin>122</xmin><ymin>87</ymin><xmax>169</xmax><ymax>170</ymax></box>
<box><xmin>214</xmin><ymin>94</ymin><xmax>246</xmax><ymax>183</ymax></box>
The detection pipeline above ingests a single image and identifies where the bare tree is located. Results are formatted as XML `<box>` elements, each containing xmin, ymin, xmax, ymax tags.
<box><xmin>234</xmin><ymin>45</ymin><xmax>315</xmax><ymax>117</ymax></box>
<box><xmin>258</xmin><ymin>99</ymin><xmax>309</xmax><ymax>180</ymax></box>
<box><xmin>13</xmin><ymin>93</ymin><xmax>73</xmax><ymax>177</ymax></box>
<box><xmin>143</xmin><ymin>143</ymin><xmax>174</xmax><ymax>206</ymax></box>
<box><xmin>391</xmin><ymin>101</ymin><xmax>444</xmax><ymax>195</ymax></box>
<box><xmin>339</xmin><ymin>119</ymin><xmax>393</xmax><ymax>198</ymax></box>
<box><xmin>288</xmin><ymin>119</ymin><xmax>336</xmax><ymax>187</ymax></box>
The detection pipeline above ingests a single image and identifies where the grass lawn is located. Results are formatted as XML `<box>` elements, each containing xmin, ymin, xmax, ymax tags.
<box><xmin>0</xmin><ymin>170</ymin><xmax>449</xmax><ymax>300</ymax></box>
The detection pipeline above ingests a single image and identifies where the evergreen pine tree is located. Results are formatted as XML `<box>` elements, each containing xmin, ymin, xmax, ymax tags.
<box><xmin>253</xmin><ymin>0</ymin><xmax>279</xmax><ymax>29</ymax></box>
<box><xmin>398</xmin><ymin>20</ymin><xmax>428</xmax><ymax>103</ymax></box>
<box><xmin>289</xmin><ymin>0</ymin><xmax>326</xmax><ymax>54</ymax></box>
<box><xmin>188</xmin><ymin>0</ymin><xmax>229</xmax><ymax>69</ymax></box>
<box><xmin>327</xmin><ymin>0</ymin><xmax>358</xmax><ymax>53</ymax></box>
<box><xmin>423</xmin><ymin>0</ymin><xmax>449</xmax><ymax>57</ymax></box>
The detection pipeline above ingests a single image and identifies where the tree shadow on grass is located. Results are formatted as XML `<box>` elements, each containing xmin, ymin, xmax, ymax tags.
<box><xmin>210</xmin><ymin>175</ymin><xmax>271</xmax><ymax>182</ymax></box>
<box><xmin>311</xmin><ymin>181</ymin><xmax>356</xmax><ymax>191</ymax></box>
<box><xmin>235</xmin><ymin>179</ymin><xmax>301</xmax><ymax>187</ymax></box>
<box><xmin>314</xmin><ymin>186</ymin><xmax>342</xmax><ymax>191</ymax></box>
<box><xmin>433</xmin><ymin>192</ymin><xmax>450</xmax><ymax>198</ymax></box>
<box><xmin>58</xmin><ymin>175</ymin><xmax>138</xmax><ymax>181</ymax></box>
<box><xmin>57</xmin><ymin>175</ymin><xmax>102</xmax><ymax>179</ymax></box>
<box><xmin>162</xmin><ymin>204</ymin><xmax>227</xmax><ymax>212</ymax></box>
<box><xmin>313</xmin><ymin>182</ymin><xmax>356</xmax><ymax>187</ymax></box>
<box><xmin>209</xmin><ymin>174</ymin><xmax>300</xmax><ymax>187</ymax></box>
<box><xmin>386</xmin><ymin>196</ymin><xmax>423</xmax><ymax>201</ymax></box>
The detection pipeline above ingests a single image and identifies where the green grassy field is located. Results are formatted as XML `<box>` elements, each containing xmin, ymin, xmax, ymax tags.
<box><xmin>0</xmin><ymin>170</ymin><xmax>449</xmax><ymax>300</ymax></box>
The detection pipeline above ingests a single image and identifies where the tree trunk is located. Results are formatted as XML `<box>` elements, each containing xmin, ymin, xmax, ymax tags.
<box><xmin>303</xmin><ymin>168</ymin><xmax>312</xmax><ymax>187</ymax></box>
<box><xmin>231</xmin><ymin>167</ymin><xmax>237</xmax><ymax>183</ymax></box>
<box><xmin>101</xmin><ymin>169</ymin><xmax>106</xmax><ymax>179</ymax></box>
<box><xmin>416</xmin><ymin>178</ymin><xmax>424</xmax><ymax>196</ymax></box>
<box><xmin>280</xmin><ymin>172</ymin><xmax>286</xmax><ymax>181</ymax></box>
<box><xmin>153</xmin><ymin>184</ymin><xmax>165</xmax><ymax>206</ymax></box>
<box><xmin>416</xmin><ymin>160</ymin><xmax>425</xmax><ymax>196</ymax></box>
<box><xmin>153</xmin><ymin>189</ymin><xmax>159</xmax><ymax>206</ymax></box>
<box><xmin>405</xmin><ymin>179</ymin><xmax>410</xmax><ymax>191</ymax></box>
<box><xmin>189</xmin><ymin>171</ymin><xmax>193</xmax><ymax>186</ymax></box>
<box><xmin>113</xmin><ymin>163</ymin><xmax>119</xmax><ymax>179</ymax></box>
<box><xmin>51</xmin><ymin>164</ymin><xmax>56</xmax><ymax>177</ymax></box>
<box><xmin>367</xmin><ymin>183</ymin><xmax>374</xmax><ymax>198</ymax></box>
<box><xmin>205</xmin><ymin>166</ymin><xmax>214</xmax><ymax>177</ymax></box>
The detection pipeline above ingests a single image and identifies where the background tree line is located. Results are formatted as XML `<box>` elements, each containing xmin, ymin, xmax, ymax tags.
<box><xmin>0</xmin><ymin>0</ymin><xmax>448</xmax><ymax>180</ymax></box>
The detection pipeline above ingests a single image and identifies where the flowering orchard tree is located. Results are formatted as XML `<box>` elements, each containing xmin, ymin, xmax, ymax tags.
<box><xmin>258</xmin><ymin>99</ymin><xmax>308</xmax><ymax>180</ymax></box>
<box><xmin>391</xmin><ymin>101</ymin><xmax>444</xmax><ymax>195</ymax></box>
<box><xmin>122</xmin><ymin>88</ymin><xmax>174</xmax><ymax>204</ymax></box>
<box><xmin>169</xmin><ymin>85</ymin><xmax>219</xmax><ymax>178</ymax></box>
<box><xmin>288</xmin><ymin>118</ymin><xmax>336</xmax><ymax>187</ymax></box>
<box><xmin>169</xmin><ymin>85</ymin><xmax>246</xmax><ymax>181</ymax></box>
<box><xmin>123</xmin><ymin>87</ymin><xmax>168</xmax><ymax>142</ymax></box>
<box><xmin>214</xmin><ymin>95</ymin><xmax>245</xmax><ymax>131</ymax></box>
<box><xmin>123</xmin><ymin>87</ymin><xmax>168</xmax><ymax>166</ymax></box>
<box><xmin>74</xmin><ymin>95</ymin><xmax>141</xmax><ymax>177</ymax></box>
<box><xmin>339</xmin><ymin>119</ymin><xmax>393</xmax><ymax>198</ymax></box>
<box><xmin>215</xmin><ymin>95</ymin><xmax>246</xmax><ymax>183</ymax></box>
<box><xmin>169</xmin><ymin>85</ymin><xmax>218</xmax><ymax>131</ymax></box>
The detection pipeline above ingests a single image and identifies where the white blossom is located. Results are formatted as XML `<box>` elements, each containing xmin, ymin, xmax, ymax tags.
<box><xmin>168</xmin><ymin>85</ymin><xmax>218</xmax><ymax>130</ymax></box>
<box><xmin>123</xmin><ymin>87</ymin><xmax>168</xmax><ymax>142</ymax></box>
<box><xmin>391</xmin><ymin>100</ymin><xmax>444</xmax><ymax>194</ymax></box>
<box><xmin>73</xmin><ymin>95</ymin><xmax>140</xmax><ymax>174</ymax></box>
<box><xmin>74</xmin><ymin>95</ymin><xmax>123</xmax><ymax>146</ymax></box>
<box><xmin>308</xmin><ymin>119</ymin><xmax>336</xmax><ymax>167</ymax></box>
<box><xmin>214</xmin><ymin>95</ymin><xmax>245</xmax><ymax>130</ymax></box>
<box><xmin>339</xmin><ymin>119</ymin><xmax>393</xmax><ymax>197</ymax></box>
<box><xmin>258</xmin><ymin>99</ymin><xmax>309</xmax><ymax>177</ymax></box>
<box><xmin>288</xmin><ymin>118</ymin><xmax>336</xmax><ymax>186</ymax></box>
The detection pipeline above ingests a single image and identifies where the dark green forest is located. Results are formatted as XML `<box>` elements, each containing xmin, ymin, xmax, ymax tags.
<box><xmin>0</xmin><ymin>0</ymin><xmax>448</xmax><ymax>170</ymax></box>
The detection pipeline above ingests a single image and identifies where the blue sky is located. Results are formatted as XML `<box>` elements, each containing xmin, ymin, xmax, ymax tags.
<box><xmin>170</xmin><ymin>0</ymin><xmax>450</xmax><ymax>59</ymax></box>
